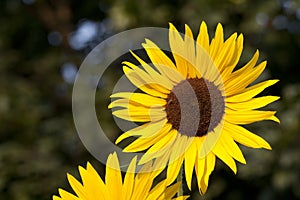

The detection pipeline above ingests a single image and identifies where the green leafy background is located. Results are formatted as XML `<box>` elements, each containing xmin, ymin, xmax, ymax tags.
<box><xmin>0</xmin><ymin>0</ymin><xmax>299</xmax><ymax>199</ymax></box>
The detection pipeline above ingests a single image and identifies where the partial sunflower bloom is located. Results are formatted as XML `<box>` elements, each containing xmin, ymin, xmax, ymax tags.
<box><xmin>53</xmin><ymin>152</ymin><xmax>188</xmax><ymax>200</ymax></box>
<box><xmin>109</xmin><ymin>22</ymin><xmax>279</xmax><ymax>194</ymax></box>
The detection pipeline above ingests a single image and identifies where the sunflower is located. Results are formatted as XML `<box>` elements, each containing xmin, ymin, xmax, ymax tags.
<box><xmin>109</xmin><ymin>22</ymin><xmax>279</xmax><ymax>194</ymax></box>
<box><xmin>53</xmin><ymin>152</ymin><xmax>188</xmax><ymax>200</ymax></box>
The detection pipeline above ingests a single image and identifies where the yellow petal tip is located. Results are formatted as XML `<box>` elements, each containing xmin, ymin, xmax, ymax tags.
<box><xmin>260</xmin><ymin>140</ymin><xmax>272</xmax><ymax>150</ymax></box>
<box><xmin>115</xmin><ymin>135</ymin><xmax>126</xmax><ymax>144</ymax></box>
<box><xmin>201</xmin><ymin>21</ymin><xmax>207</xmax><ymax>26</ymax></box>
<box><xmin>266</xmin><ymin>145</ymin><xmax>272</xmax><ymax>150</ymax></box>
<box><xmin>169</xmin><ymin>22</ymin><xmax>176</xmax><ymax>29</ymax></box>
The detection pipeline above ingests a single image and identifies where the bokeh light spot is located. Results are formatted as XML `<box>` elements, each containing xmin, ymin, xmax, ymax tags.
<box><xmin>61</xmin><ymin>63</ymin><xmax>78</xmax><ymax>84</ymax></box>
<box><xmin>48</xmin><ymin>31</ymin><xmax>62</xmax><ymax>46</ymax></box>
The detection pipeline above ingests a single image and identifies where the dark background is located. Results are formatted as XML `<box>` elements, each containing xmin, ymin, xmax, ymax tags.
<box><xmin>0</xmin><ymin>0</ymin><xmax>299</xmax><ymax>199</ymax></box>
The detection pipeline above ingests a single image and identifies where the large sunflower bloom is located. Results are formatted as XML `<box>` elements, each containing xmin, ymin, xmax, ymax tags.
<box><xmin>53</xmin><ymin>152</ymin><xmax>188</xmax><ymax>200</ymax></box>
<box><xmin>109</xmin><ymin>22</ymin><xmax>279</xmax><ymax>194</ymax></box>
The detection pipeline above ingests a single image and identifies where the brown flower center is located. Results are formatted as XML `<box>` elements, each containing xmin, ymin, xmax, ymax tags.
<box><xmin>165</xmin><ymin>78</ymin><xmax>225</xmax><ymax>137</ymax></box>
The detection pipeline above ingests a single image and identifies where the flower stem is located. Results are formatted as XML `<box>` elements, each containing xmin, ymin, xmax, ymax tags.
<box><xmin>177</xmin><ymin>165</ymin><xmax>184</xmax><ymax>197</ymax></box>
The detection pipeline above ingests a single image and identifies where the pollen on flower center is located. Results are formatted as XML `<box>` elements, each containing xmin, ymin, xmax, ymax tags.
<box><xmin>165</xmin><ymin>78</ymin><xmax>225</xmax><ymax>137</ymax></box>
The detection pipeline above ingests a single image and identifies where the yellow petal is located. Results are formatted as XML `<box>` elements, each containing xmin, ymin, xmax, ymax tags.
<box><xmin>58</xmin><ymin>189</ymin><xmax>80</xmax><ymax>200</ymax></box>
<box><xmin>142</xmin><ymin>39</ymin><xmax>177</xmax><ymax>70</ymax></box>
<box><xmin>213</xmin><ymin>142</ymin><xmax>237</xmax><ymax>174</ymax></box>
<box><xmin>123</xmin><ymin>63</ymin><xmax>170</xmax><ymax>94</ymax></box>
<box><xmin>195</xmin><ymin>21</ymin><xmax>212</xmax><ymax>79</ymax></box>
<box><xmin>108</xmin><ymin>99</ymin><xmax>165</xmax><ymax>111</ymax></box>
<box><xmin>226</xmin><ymin>96</ymin><xmax>280</xmax><ymax>111</ymax></box>
<box><xmin>78</xmin><ymin>165</ymin><xmax>106</xmax><ymax>199</ymax></box>
<box><xmin>169</xmin><ymin>23</ymin><xmax>188</xmax><ymax>77</ymax></box>
<box><xmin>199</xmin><ymin>175</ymin><xmax>208</xmax><ymax>195</ymax></box>
<box><xmin>164</xmin><ymin>181</ymin><xmax>182</xmax><ymax>199</ymax></box>
<box><xmin>123</xmin><ymin>156</ymin><xmax>137</xmax><ymax>200</ymax></box>
<box><xmin>145</xmin><ymin>128</ymin><xmax>177</xmax><ymax>153</ymax></box>
<box><xmin>184</xmin><ymin>138</ymin><xmax>197</xmax><ymax>190</ymax></box>
<box><xmin>184</xmin><ymin>24</ymin><xmax>197</xmax><ymax>78</ymax></box>
<box><xmin>196</xmin><ymin>21</ymin><xmax>210</xmax><ymax>53</ymax></box>
<box><xmin>210</xmin><ymin>23</ymin><xmax>224</xmax><ymax>60</ymax></box>
<box><xmin>225</xmin><ymin>79</ymin><xmax>279</xmax><ymax>102</ymax></box>
<box><xmin>148</xmin><ymin>149</ymin><xmax>171</xmax><ymax>173</ymax></box>
<box><xmin>224</xmin><ymin>49</ymin><xmax>259</xmax><ymax>83</ymax></box>
<box><xmin>195</xmin><ymin>157</ymin><xmax>205</xmax><ymax>193</ymax></box>
<box><xmin>214</xmin><ymin>33</ymin><xmax>237</xmax><ymax>73</ymax></box>
<box><xmin>52</xmin><ymin>196</ymin><xmax>62</xmax><ymax>200</ymax></box>
<box><xmin>220</xmin><ymin>34</ymin><xmax>244</xmax><ymax>78</ymax></box>
<box><xmin>112</xmin><ymin>107</ymin><xmax>166</xmax><ymax>122</ymax></box>
<box><xmin>172</xmin><ymin>196</ymin><xmax>190</xmax><ymax>200</ymax></box>
<box><xmin>196</xmin><ymin>24</ymin><xmax>223</xmax><ymax>82</ymax></box>
<box><xmin>166</xmin><ymin>154</ymin><xmax>184</xmax><ymax>185</ymax></box>
<box><xmin>203</xmin><ymin>153</ymin><xmax>216</xmax><ymax>186</ymax></box>
<box><xmin>109</xmin><ymin>92</ymin><xmax>166</xmax><ymax>108</ymax></box>
<box><xmin>123</xmin><ymin>64</ymin><xmax>169</xmax><ymax>96</ymax></box>
<box><xmin>223</xmin><ymin>122</ymin><xmax>272</xmax><ymax>150</ymax></box>
<box><xmin>132</xmin><ymin>162</ymin><xmax>154</xmax><ymax>199</ymax></box>
<box><xmin>219</xmin><ymin>132</ymin><xmax>246</xmax><ymax>164</ymax></box>
<box><xmin>130</xmin><ymin>50</ymin><xmax>175</xmax><ymax>88</ymax></box>
<box><xmin>123</xmin><ymin>124</ymin><xmax>172</xmax><ymax>152</ymax></box>
<box><xmin>225</xmin><ymin>61</ymin><xmax>267</xmax><ymax>96</ymax></box>
<box><xmin>170</xmin><ymin>135</ymin><xmax>190</xmax><ymax>163</ymax></box>
<box><xmin>195</xmin><ymin>43</ymin><xmax>219</xmax><ymax>82</ymax></box>
<box><xmin>199</xmin><ymin>122</ymin><xmax>223</xmax><ymax>158</ymax></box>
<box><xmin>139</xmin><ymin>85</ymin><xmax>168</xmax><ymax>98</ymax></box>
<box><xmin>195</xmin><ymin>154</ymin><xmax>209</xmax><ymax>195</ymax></box>
<box><xmin>225</xmin><ymin>108</ymin><xmax>279</xmax><ymax>124</ymax></box>
<box><xmin>106</xmin><ymin>153</ymin><xmax>123</xmax><ymax>199</ymax></box>
<box><xmin>166</xmin><ymin>136</ymin><xmax>187</xmax><ymax>185</ymax></box>
<box><xmin>143</xmin><ymin>39</ymin><xmax>185</xmax><ymax>83</ymax></box>
<box><xmin>86</xmin><ymin>162</ymin><xmax>107</xmax><ymax>197</ymax></box>
<box><xmin>146</xmin><ymin>180</ymin><xmax>167</xmax><ymax>200</ymax></box>
<box><xmin>116</xmin><ymin>119</ymin><xmax>167</xmax><ymax>144</ymax></box>
<box><xmin>67</xmin><ymin>174</ymin><xmax>87</xmax><ymax>199</ymax></box>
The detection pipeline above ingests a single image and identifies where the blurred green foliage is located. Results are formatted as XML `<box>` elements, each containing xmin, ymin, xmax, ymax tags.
<box><xmin>0</xmin><ymin>0</ymin><xmax>299</xmax><ymax>199</ymax></box>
